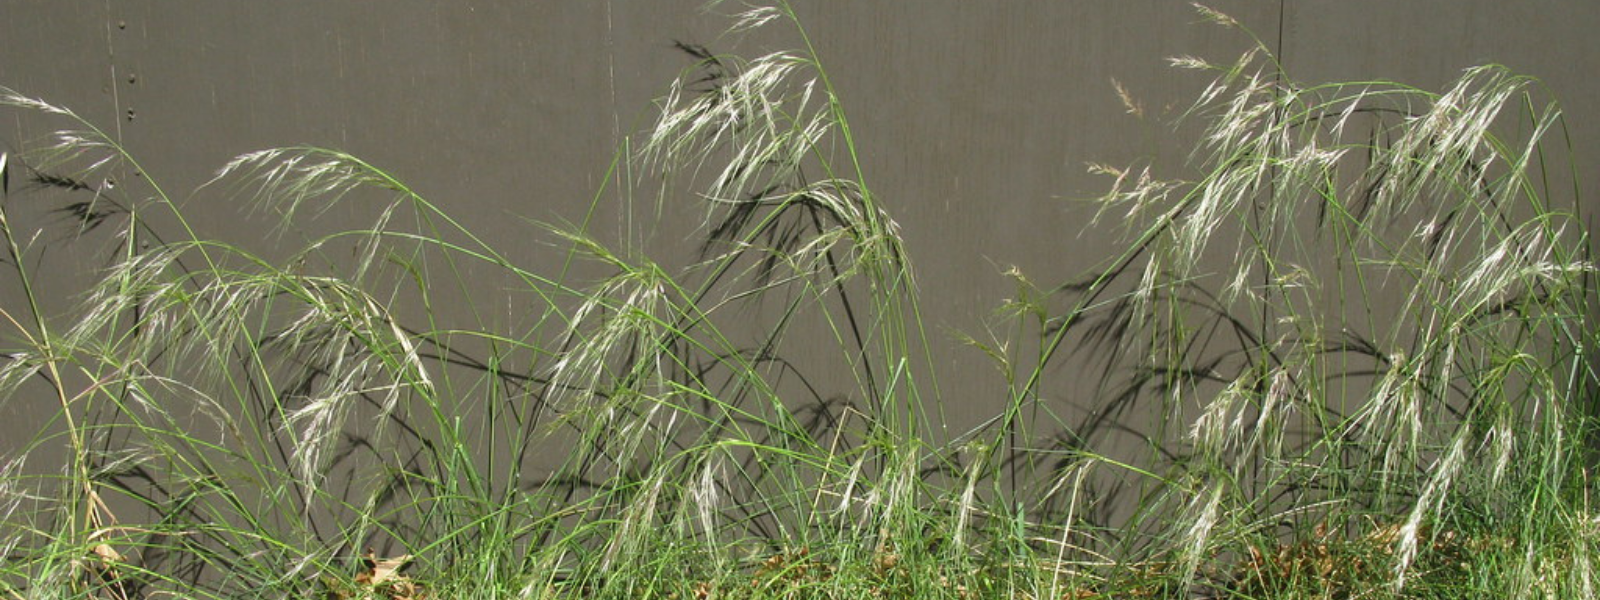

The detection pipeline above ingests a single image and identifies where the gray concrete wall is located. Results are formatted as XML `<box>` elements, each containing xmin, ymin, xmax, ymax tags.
<box><xmin>2</xmin><ymin>1</ymin><xmax>1596</xmax><ymax>488</ymax></box>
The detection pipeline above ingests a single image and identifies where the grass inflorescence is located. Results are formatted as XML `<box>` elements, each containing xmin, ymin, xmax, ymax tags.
<box><xmin>0</xmin><ymin>3</ymin><xmax>1595</xmax><ymax>599</ymax></box>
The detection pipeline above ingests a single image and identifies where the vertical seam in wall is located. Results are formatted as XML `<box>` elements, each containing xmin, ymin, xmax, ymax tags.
<box><xmin>1258</xmin><ymin>0</ymin><xmax>1288</xmax><ymax>352</ymax></box>
<box><xmin>104</xmin><ymin>0</ymin><xmax>123</xmax><ymax>144</ymax></box>
<box><xmin>602</xmin><ymin>1</ymin><xmax>636</xmax><ymax>251</ymax></box>
<box><xmin>1276</xmin><ymin>0</ymin><xmax>1286</xmax><ymax>70</ymax></box>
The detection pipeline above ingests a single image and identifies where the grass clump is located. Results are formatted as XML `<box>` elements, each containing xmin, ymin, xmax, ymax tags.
<box><xmin>0</xmin><ymin>3</ymin><xmax>1595</xmax><ymax>598</ymax></box>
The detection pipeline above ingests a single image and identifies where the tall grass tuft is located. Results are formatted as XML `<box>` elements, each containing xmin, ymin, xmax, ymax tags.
<box><xmin>0</xmin><ymin>2</ymin><xmax>1594</xmax><ymax>599</ymax></box>
<box><xmin>1028</xmin><ymin>7</ymin><xmax>1599</xmax><ymax>597</ymax></box>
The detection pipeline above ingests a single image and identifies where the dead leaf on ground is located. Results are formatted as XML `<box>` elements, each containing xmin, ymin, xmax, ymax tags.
<box><xmin>324</xmin><ymin>550</ymin><xmax>425</xmax><ymax>600</ymax></box>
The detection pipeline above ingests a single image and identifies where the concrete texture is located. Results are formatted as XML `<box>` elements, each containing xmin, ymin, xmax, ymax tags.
<box><xmin>1</xmin><ymin>1</ymin><xmax>1596</xmax><ymax>490</ymax></box>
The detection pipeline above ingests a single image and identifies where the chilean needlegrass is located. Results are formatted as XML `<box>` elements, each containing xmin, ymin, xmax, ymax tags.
<box><xmin>0</xmin><ymin>2</ymin><xmax>1595</xmax><ymax>599</ymax></box>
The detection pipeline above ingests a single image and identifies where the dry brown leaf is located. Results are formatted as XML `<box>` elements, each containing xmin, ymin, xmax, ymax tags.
<box><xmin>82</xmin><ymin>541</ymin><xmax>134</xmax><ymax>600</ymax></box>
<box><xmin>91</xmin><ymin>542</ymin><xmax>124</xmax><ymax>564</ymax></box>
<box><xmin>351</xmin><ymin>551</ymin><xmax>424</xmax><ymax>600</ymax></box>
<box><xmin>366</xmin><ymin>552</ymin><xmax>412</xmax><ymax>586</ymax></box>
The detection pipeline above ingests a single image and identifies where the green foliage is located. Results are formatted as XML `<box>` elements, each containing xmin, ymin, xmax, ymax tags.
<box><xmin>0</xmin><ymin>3</ymin><xmax>1594</xmax><ymax>599</ymax></box>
